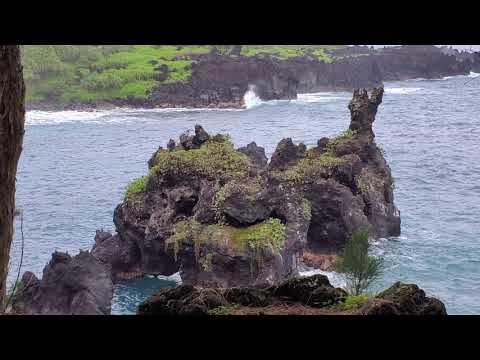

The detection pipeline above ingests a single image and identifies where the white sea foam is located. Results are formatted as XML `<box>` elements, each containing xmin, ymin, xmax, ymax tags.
<box><xmin>384</xmin><ymin>87</ymin><xmax>422</xmax><ymax>94</ymax></box>
<box><xmin>468</xmin><ymin>71</ymin><xmax>480</xmax><ymax>78</ymax></box>
<box><xmin>26</xmin><ymin>107</ymin><xmax>244</xmax><ymax>126</ymax></box>
<box><xmin>299</xmin><ymin>267</ymin><xmax>347</xmax><ymax>289</ymax></box>
<box><xmin>296</xmin><ymin>92</ymin><xmax>349</xmax><ymax>103</ymax></box>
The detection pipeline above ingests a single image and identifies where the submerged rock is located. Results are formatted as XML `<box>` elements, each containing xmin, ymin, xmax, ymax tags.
<box><xmin>13</xmin><ymin>251</ymin><xmax>113</xmax><ymax>315</ymax></box>
<box><xmin>92</xmin><ymin>87</ymin><xmax>400</xmax><ymax>287</ymax></box>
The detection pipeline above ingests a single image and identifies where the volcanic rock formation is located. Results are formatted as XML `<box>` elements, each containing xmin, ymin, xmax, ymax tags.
<box><xmin>12</xmin><ymin>251</ymin><xmax>113</xmax><ymax>315</ymax></box>
<box><xmin>91</xmin><ymin>87</ymin><xmax>400</xmax><ymax>288</ymax></box>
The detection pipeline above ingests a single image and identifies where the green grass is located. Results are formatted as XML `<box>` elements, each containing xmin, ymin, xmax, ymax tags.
<box><xmin>23</xmin><ymin>45</ymin><xmax>212</xmax><ymax>104</ymax></box>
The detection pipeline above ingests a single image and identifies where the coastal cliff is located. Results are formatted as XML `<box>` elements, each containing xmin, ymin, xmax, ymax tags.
<box><xmin>25</xmin><ymin>45</ymin><xmax>478</xmax><ymax>110</ymax></box>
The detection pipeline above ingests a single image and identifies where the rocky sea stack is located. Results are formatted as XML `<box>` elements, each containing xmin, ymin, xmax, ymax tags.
<box><xmin>91</xmin><ymin>87</ymin><xmax>400</xmax><ymax>288</ymax></box>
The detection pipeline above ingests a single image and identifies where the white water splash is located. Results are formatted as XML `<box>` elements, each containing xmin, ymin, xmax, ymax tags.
<box><xmin>468</xmin><ymin>71</ymin><xmax>480</xmax><ymax>78</ymax></box>
<box><xmin>243</xmin><ymin>85</ymin><xmax>263</xmax><ymax>109</ymax></box>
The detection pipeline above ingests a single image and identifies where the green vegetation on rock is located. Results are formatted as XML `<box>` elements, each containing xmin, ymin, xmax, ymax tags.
<box><xmin>273</xmin><ymin>129</ymin><xmax>360</xmax><ymax>184</ymax></box>
<box><xmin>215</xmin><ymin>176</ymin><xmax>264</xmax><ymax>206</ymax></box>
<box><xmin>166</xmin><ymin>218</ymin><xmax>286</xmax><ymax>263</ymax></box>
<box><xmin>276</xmin><ymin>150</ymin><xmax>346</xmax><ymax>184</ymax></box>
<box><xmin>240</xmin><ymin>45</ymin><xmax>344</xmax><ymax>62</ymax></box>
<box><xmin>325</xmin><ymin>128</ymin><xmax>358</xmax><ymax>153</ymax></box>
<box><xmin>150</xmin><ymin>136</ymin><xmax>251</xmax><ymax>180</ymax></box>
<box><xmin>124</xmin><ymin>175</ymin><xmax>148</xmax><ymax>202</ymax></box>
<box><xmin>301</xmin><ymin>199</ymin><xmax>312</xmax><ymax>221</ymax></box>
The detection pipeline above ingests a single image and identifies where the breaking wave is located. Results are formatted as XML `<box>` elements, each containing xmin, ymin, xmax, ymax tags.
<box><xmin>299</xmin><ymin>267</ymin><xmax>347</xmax><ymax>289</ymax></box>
<box><xmin>243</xmin><ymin>85</ymin><xmax>263</xmax><ymax>109</ymax></box>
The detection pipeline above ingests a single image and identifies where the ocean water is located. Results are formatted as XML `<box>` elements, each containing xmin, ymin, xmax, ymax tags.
<box><xmin>9</xmin><ymin>72</ymin><xmax>480</xmax><ymax>314</ymax></box>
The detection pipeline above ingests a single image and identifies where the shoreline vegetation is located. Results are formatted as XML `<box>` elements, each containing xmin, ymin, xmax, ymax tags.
<box><xmin>22</xmin><ymin>45</ymin><xmax>344</xmax><ymax>109</ymax></box>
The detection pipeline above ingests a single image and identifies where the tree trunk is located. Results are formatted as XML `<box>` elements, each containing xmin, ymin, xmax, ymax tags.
<box><xmin>0</xmin><ymin>45</ymin><xmax>25</xmax><ymax>311</ymax></box>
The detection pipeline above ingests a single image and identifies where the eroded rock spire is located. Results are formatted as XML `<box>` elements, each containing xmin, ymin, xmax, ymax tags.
<box><xmin>348</xmin><ymin>87</ymin><xmax>384</xmax><ymax>136</ymax></box>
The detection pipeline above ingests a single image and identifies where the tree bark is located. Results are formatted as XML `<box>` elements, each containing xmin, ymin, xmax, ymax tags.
<box><xmin>0</xmin><ymin>45</ymin><xmax>25</xmax><ymax>311</ymax></box>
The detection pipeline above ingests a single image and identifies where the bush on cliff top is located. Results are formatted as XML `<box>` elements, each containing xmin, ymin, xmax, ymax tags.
<box><xmin>276</xmin><ymin>150</ymin><xmax>346</xmax><ymax>184</ymax></box>
<box><xmin>273</xmin><ymin>129</ymin><xmax>359</xmax><ymax>184</ymax></box>
<box><xmin>150</xmin><ymin>137</ymin><xmax>251</xmax><ymax>180</ymax></box>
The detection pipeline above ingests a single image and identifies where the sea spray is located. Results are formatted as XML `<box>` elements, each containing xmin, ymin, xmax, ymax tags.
<box><xmin>243</xmin><ymin>85</ymin><xmax>262</xmax><ymax>109</ymax></box>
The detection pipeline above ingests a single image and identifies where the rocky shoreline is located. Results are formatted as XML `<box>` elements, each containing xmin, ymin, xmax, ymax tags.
<box><xmin>137</xmin><ymin>275</ymin><xmax>447</xmax><ymax>316</ymax></box>
<box><xmin>26</xmin><ymin>45</ymin><xmax>479</xmax><ymax>112</ymax></box>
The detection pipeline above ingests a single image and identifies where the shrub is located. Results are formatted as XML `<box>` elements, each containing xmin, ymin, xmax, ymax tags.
<box><xmin>335</xmin><ymin>227</ymin><xmax>384</xmax><ymax>296</ymax></box>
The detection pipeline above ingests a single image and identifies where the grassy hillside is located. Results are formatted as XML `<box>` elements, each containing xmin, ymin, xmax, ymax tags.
<box><xmin>22</xmin><ymin>45</ymin><xmax>347</xmax><ymax>104</ymax></box>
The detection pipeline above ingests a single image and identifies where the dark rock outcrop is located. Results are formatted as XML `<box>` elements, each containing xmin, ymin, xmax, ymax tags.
<box><xmin>137</xmin><ymin>275</ymin><xmax>446</xmax><ymax>315</ymax></box>
<box><xmin>237</xmin><ymin>142</ymin><xmax>268</xmax><ymax>169</ymax></box>
<box><xmin>358</xmin><ymin>282</ymin><xmax>447</xmax><ymax>315</ymax></box>
<box><xmin>147</xmin><ymin>46</ymin><xmax>473</xmax><ymax>109</ymax></box>
<box><xmin>92</xmin><ymin>88</ymin><xmax>400</xmax><ymax>287</ymax></box>
<box><xmin>12</xmin><ymin>251</ymin><xmax>113</xmax><ymax>315</ymax></box>
<box><xmin>137</xmin><ymin>274</ymin><xmax>347</xmax><ymax>315</ymax></box>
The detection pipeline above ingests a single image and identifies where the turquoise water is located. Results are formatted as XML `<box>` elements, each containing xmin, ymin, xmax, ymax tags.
<box><xmin>10</xmin><ymin>73</ymin><xmax>480</xmax><ymax>314</ymax></box>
